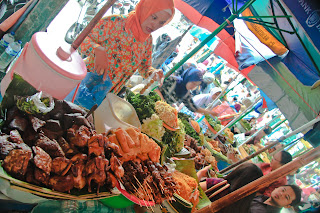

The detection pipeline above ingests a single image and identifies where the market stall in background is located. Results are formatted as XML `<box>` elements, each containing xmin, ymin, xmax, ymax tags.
<box><xmin>0</xmin><ymin>0</ymin><xmax>319</xmax><ymax>212</ymax></box>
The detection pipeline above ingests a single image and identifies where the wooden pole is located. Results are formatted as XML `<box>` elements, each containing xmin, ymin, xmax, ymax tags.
<box><xmin>71</xmin><ymin>0</ymin><xmax>117</xmax><ymax>50</ymax></box>
<box><xmin>220</xmin><ymin>117</ymin><xmax>320</xmax><ymax>174</ymax></box>
<box><xmin>195</xmin><ymin>145</ymin><xmax>320</xmax><ymax>213</ymax></box>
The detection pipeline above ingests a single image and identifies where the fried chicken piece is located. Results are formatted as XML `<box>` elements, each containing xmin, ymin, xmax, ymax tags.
<box><xmin>35</xmin><ymin>133</ymin><xmax>65</xmax><ymax>158</ymax></box>
<box><xmin>67</xmin><ymin>125</ymin><xmax>91</xmax><ymax>147</ymax></box>
<box><xmin>49</xmin><ymin>175</ymin><xmax>74</xmax><ymax>192</ymax></box>
<box><xmin>3</xmin><ymin>149</ymin><xmax>32</xmax><ymax>177</ymax></box>
<box><xmin>51</xmin><ymin>157</ymin><xmax>71</xmax><ymax>175</ymax></box>
<box><xmin>88</xmin><ymin>134</ymin><xmax>105</xmax><ymax>157</ymax></box>
<box><xmin>71</xmin><ymin>160</ymin><xmax>86</xmax><ymax>190</ymax></box>
<box><xmin>69</xmin><ymin>153</ymin><xmax>87</xmax><ymax>190</ymax></box>
<box><xmin>32</xmin><ymin>146</ymin><xmax>52</xmax><ymax>175</ymax></box>
<box><xmin>110</xmin><ymin>153</ymin><xmax>124</xmax><ymax>179</ymax></box>
<box><xmin>104</xmin><ymin>138</ymin><xmax>122</xmax><ymax>158</ymax></box>
<box><xmin>85</xmin><ymin>156</ymin><xmax>109</xmax><ymax>193</ymax></box>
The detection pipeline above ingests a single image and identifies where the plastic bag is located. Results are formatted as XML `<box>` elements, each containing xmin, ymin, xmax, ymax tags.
<box><xmin>15</xmin><ymin>92</ymin><xmax>54</xmax><ymax>114</ymax></box>
<box><xmin>65</xmin><ymin>71</ymin><xmax>113</xmax><ymax>110</ymax></box>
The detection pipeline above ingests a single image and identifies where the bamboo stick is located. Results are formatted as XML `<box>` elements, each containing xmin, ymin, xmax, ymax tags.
<box><xmin>221</xmin><ymin>116</ymin><xmax>320</xmax><ymax>174</ymax></box>
<box><xmin>195</xmin><ymin>145</ymin><xmax>320</xmax><ymax>213</ymax></box>
<box><xmin>205</xmin><ymin>180</ymin><xmax>228</xmax><ymax>194</ymax></box>
<box><xmin>71</xmin><ymin>0</ymin><xmax>117</xmax><ymax>50</ymax></box>
<box><xmin>219</xmin><ymin>140</ymin><xmax>279</xmax><ymax>174</ymax></box>
<box><xmin>208</xmin><ymin>184</ymin><xmax>230</xmax><ymax>199</ymax></box>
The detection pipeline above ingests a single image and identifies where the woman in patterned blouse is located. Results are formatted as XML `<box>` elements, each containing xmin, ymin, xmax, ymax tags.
<box><xmin>157</xmin><ymin>67</ymin><xmax>218</xmax><ymax>117</ymax></box>
<box><xmin>68</xmin><ymin>0</ymin><xmax>175</xmax><ymax>109</ymax></box>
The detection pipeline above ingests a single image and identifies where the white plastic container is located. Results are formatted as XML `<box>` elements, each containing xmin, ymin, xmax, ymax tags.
<box><xmin>94</xmin><ymin>93</ymin><xmax>141</xmax><ymax>133</ymax></box>
<box><xmin>0</xmin><ymin>32</ymin><xmax>15</xmax><ymax>54</ymax></box>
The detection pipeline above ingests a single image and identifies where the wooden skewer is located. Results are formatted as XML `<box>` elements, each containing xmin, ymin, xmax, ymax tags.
<box><xmin>205</xmin><ymin>180</ymin><xmax>228</xmax><ymax>194</ymax></box>
<box><xmin>208</xmin><ymin>184</ymin><xmax>230</xmax><ymax>199</ymax></box>
<box><xmin>134</xmin><ymin>175</ymin><xmax>153</xmax><ymax>206</ymax></box>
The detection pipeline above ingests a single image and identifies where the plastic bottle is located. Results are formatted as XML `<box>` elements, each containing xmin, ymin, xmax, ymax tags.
<box><xmin>0</xmin><ymin>32</ymin><xmax>15</xmax><ymax>54</ymax></box>
<box><xmin>0</xmin><ymin>40</ymin><xmax>22</xmax><ymax>70</ymax></box>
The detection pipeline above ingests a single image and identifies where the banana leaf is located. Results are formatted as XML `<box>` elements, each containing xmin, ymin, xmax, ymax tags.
<box><xmin>200</xmin><ymin>134</ymin><xmax>231</xmax><ymax>163</ymax></box>
<box><xmin>0</xmin><ymin>162</ymin><xmax>113</xmax><ymax>200</ymax></box>
<box><xmin>1</xmin><ymin>73</ymin><xmax>38</xmax><ymax>111</ymax></box>
<box><xmin>174</xmin><ymin>159</ymin><xmax>211</xmax><ymax>210</ymax></box>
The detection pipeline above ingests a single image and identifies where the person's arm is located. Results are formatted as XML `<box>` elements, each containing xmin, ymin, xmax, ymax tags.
<box><xmin>196</xmin><ymin>107</ymin><xmax>218</xmax><ymax>117</ymax></box>
<box><xmin>78</xmin><ymin>16</ymin><xmax>115</xmax><ymax>77</ymax></box>
<box><xmin>136</xmin><ymin>37</ymin><xmax>163</xmax><ymax>84</ymax></box>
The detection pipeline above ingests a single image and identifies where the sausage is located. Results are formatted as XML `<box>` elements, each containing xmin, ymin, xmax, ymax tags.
<box><xmin>108</xmin><ymin>134</ymin><xmax>124</xmax><ymax>155</ymax></box>
<box><xmin>125</xmin><ymin>127</ymin><xmax>140</xmax><ymax>147</ymax></box>
<box><xmin>114</xmin><ymin>128</ymin><xmax>130</xmax><ymax>153</ymax></box>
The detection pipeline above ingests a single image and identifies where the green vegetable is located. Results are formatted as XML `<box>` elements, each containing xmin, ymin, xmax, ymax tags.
<box><xmin>126</xmin><ymin>90</ymin><xmax>161</xmax><ymax>123</ymax></box>
<box><xmin>141</xmin><ymin>114</ymin><xmax>165</xmax><ymax>141</ymax></box>
<box><xmin>178</xmin><ymin>112</ymin><xmax>201</xmax><ymax>141</ymax></box>
<box><xmin>205</xmin><ymin>115</ymin><xmax>221</xmax><ymax>132</ymax></box>
<box><xmin>162</xmin><ymin>119</ymin><xmax>185</xmax><ymax>157</ymax></box>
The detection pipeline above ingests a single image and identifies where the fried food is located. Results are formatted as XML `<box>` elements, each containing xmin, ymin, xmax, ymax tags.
<box><xmin>3</xmin><ymin>149</ymin><xmax>32</xmax><ymax>177</ymax></box>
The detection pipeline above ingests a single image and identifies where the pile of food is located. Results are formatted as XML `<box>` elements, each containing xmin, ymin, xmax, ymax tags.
<box><xmin>204</xmin><ymin>115</ymin><xmax>222</xmax><ymax>133</ymax></box>
<box><xmin>126</xmin><ymin>91</ymin><xmax>185</xmax><ymax>157</ymax></box>
<box><xmin>121</xmin><ymin>160</ymin><xmax>176</xmax><ymax>204</ymax></box>
<box><xmin>0</xmin><ymin>93</ymin><xmax>176</xmax><ymax>201</ymax></box>
<box><xmin>172</xmin><ymin>170</ymin><xmax>200</xmax><ymax>211</ymax></box>
<box><xmin>184</xmin><ymin>135</ymin><xmax>218</xmax><ymax>171</ymax></box>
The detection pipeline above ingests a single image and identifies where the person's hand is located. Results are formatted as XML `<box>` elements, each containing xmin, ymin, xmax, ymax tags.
<box><xmin>94</xmin><ymin>46</ymin><xmax>109</xmax><ymax>80</ymax></box>
<box><xmin>152</xmin><ymin>69</ymin><xmax>164</xmax><ymax>86</ymax></box>
<box><xmin>197</xmin><ymin>165</ymin><xmax>212</xmax><ymax>180</ymax></box>
<box><xmin>209</xmin><ymin>111</ymin><xmax>218</xmax><ymax>117</ymax></box>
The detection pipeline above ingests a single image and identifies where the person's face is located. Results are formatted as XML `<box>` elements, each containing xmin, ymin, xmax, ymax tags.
<box><xmin>141</xmin><ymin>10</ymin><xmax>171</xmax><ymax>34</ymax></box>
<box><xmin>271</xmin><ymin>186</ymin><xmax>296</xmax><ymax>208</ymax></box>
<box><xmin>186</xmin><ymin>81</ymin><xmax>201</xmax><ymax>90</ymax></box>
<box><xmin>211</xmin><ymin>92</ymin><xmax>221</xmax><ymax>100</ymax></box>
<box><xmin>271</xmin><ymin>152</ymin><xmax>283</xmax><ymax>170</ymax></box>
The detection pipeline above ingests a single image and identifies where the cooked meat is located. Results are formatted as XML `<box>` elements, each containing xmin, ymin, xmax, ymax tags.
<box><xmin>8</xmin><ymin>116</ymin><xmax>28</xmax><ymax>132</ymax></box>
<box><xmin>9</xmin><ymin>130</ymin><xmax>24</xmax><ymax>144</ymax></box>
<box><xmin>32</xmin><ymin>146</ymin><xmax>52</xmax><ymax>175</ymax></box>
<box><xmin>88</xmin><ymin>134</ymin><xmax>105</xmax><ymax>157</ymax></box>
<box><xmin>49</xmin><ymin>175</ymin><xmax>74</xmax><ymax>192</ymax></box>
<box><xmin>35</xmin><ymin>133</ymin><xmax>65</xmax><ymax>158</ymax></box>
<box><xmin>3</xmin><ymin>149</ymin><xmax>32</xmax><ymax>177</ymax></box>
<box><xmin>28</xmin><ymin>115</ymin><xmax>46</xmax><ymax>132</ymax></box>
<box><xmin>67</xmin><ymin>125</ymin><xmax>91</xmax><ymax>147</ymax></box>
<box><xmin>51</xmin><ymin>157</ymin><xmax>71</xmax><ymax>175</ymax></box>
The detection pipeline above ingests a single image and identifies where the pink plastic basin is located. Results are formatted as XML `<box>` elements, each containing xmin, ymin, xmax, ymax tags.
<box><xmin>1</xmin><ymin>32</ymin><xmax>87</xmax><ymax>99</ymax></box>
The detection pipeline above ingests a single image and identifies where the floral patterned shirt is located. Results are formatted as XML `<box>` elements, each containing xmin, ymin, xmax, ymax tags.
<box><xmin>79</xmin><ymin>15</ymin><xmax>154</xmax><ymax>94</ymax></box>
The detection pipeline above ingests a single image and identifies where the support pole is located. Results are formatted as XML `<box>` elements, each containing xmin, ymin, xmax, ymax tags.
<box><xmin>219</xmin><ymin>117</ymin><xmax>320</xmax><ymax>174</ymax></box>
<box><xmin>195</xmin><ymin>145</ymin><xmax>320</xmax><ymax>213</ymax></box>
<box><xmin>212</xmin><ymin>97</ymin><xmax>262</xmax><ymax>139</ymax></box>
<box><xmin>163</xmin><ymin>0</ymin><xmax>257</xmax><ymax>80</ymax></box>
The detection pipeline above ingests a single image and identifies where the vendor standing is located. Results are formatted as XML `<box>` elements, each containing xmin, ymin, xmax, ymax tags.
<box><xmin>68</xmin><ymin>0</ymin><xmax>175</xmax><ymax>109</ymax></box>
<box><xmin>156</xmin><ymin>67</ymin><xmax>218</xmax><ymax>117</ymax></box>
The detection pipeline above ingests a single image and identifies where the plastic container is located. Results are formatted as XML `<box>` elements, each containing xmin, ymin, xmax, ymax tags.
<box><xmin>65</xmin><ymin>71</ymin><xmax>112</xmax><ymax>110</ymax></box>
<box><xmin>94</xmin><ymin>93</ymin><xmax>141</xmax><ymax>133</ymax></box>
<box><xmin>0</xmin><ymin>40</ymin><xmax>22</xmax><ymax>70</ymax></box>
<box><xmin>1</xmin><ymin>32</ymin><xmax>87</xmax><ymax>99</ymax></box>
<box><xmin>0</xmin><ymin>32</ymin><xmax>15</xmax><ymax>54</ymax></box>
